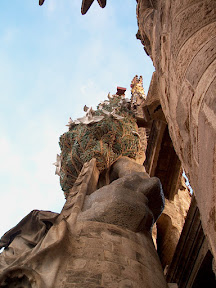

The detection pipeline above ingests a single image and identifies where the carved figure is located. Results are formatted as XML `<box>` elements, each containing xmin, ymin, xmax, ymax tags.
<box><xmin>130</xmin><ymin>75</ymin><xmax>146</xmax><ymax>115</ymax></box>
<box><xmin>66</xmin><ymin>117</ymin><xmax>80</xmax><ymax>129</ymax></box>
<box><xmin>53</xmin><ymin>154</ymin><xmax>61</xmax><ymax>176</ymax></box>
<box><xmin>0</xmin><ymin>210</ymin><xmax>59</xmax><ymax>261</ymax></box>
<box><xmin>0</xmin><ymin>81</ymin><xmax>167</xmax><ymax>287</ymax></box>
<box><xmin>0</xmin><ymin>157</ymin><xmax>167</xmax><ymax>288</ymax></box>
<box><xmin>77</xmin><ymin>106</ymin><xmax>104</xmax><ymax>125</ymax></box>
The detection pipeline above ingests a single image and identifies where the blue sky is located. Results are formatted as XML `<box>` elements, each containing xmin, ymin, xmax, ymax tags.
<box><xmin>0</xmin><ymin>0</ymin><xmax>154</xmax><ymax>238</ymax></box>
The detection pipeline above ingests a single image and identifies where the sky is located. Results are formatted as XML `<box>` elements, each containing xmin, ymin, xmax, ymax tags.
<box><xmin>0</xmin><ymin>0</ymin><xmax>155</xmax><ymax>239</ymax></box>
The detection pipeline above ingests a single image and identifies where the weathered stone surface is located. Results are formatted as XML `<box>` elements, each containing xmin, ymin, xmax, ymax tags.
<box><xmin>79</xmin><ymin>172</ymin><xmax>164</xmax><ymax>232</ymax></box>
<box><xmin>168</xmin><ymin>284</ymin><xmax>178</xmax><ymax>288</ymax></box>
<box><xmin>137</xmin><ymin>0</ymin><xmax>216</xmax><ymax>261</ymax></box>
<box><xmin>109</xmin><ymin>156</ymin><xmax>148</xmax><ymax>181</ymax></box>
<box><xmin>60</xmin><ymin>156</ymin><xmax>164</xmax><ymax>234</ymax></box>
<box><xmin>144</xmin><ymin>118</ymin><xmax>192</xmax><ymax>268</ymax></box>
<box><xmin>155</xmin><ymin>182</ymin><xmax>191</xmax><ymax>269</ymax></box>
<box><xmin>62</xmin><ymin>221</ymin><xmax>168</xmax><ymax>288</ymax></box>
<box><xmin>0</xmin><ymin>210</ymin><xmax>59</xmax><ymax>261</ymax></box>
<box><xmin>0</xmin><ymin>158</ymin><xmax>167</xmax><ymax>287</ymax></box>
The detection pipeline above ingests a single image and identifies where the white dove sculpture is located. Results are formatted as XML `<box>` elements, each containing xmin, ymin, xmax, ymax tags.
<box><xmin>77</xmin><ymin>107</ymin><xmax>104</xmax><ymax>125</ymax></box>
<box><xmin>107</xmin><ymin>92</ymin><xmax>113</xmax><ymax>100</ymax></box>
<box><xmin>101</xmin><ymin>108</ymin><xmax>124</xmax><ymax>120</ymax></box>
<box><xmin>118</xmin><ymin>98</ymin><xmax>131</xmax><ymax>109</ymax></box>
<box><xmin>66</xmin><ymin>117</ymin><xmax>80</xmax><ymax>129</ymax></box>
<box><xmin>53</xmin><ymin>154</ymin><xmax>61</xmax><ymax>176</ymax></box>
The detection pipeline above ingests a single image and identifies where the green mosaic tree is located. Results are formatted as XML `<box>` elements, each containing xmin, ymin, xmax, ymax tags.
<box><xmin>59</xmin><ymin>94</ymin><xmax>142</xmax><ymax>198</ymax></box>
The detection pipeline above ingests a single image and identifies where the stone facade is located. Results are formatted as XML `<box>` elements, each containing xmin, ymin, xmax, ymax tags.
<box><xmin>137</xmin><ymin>0</ymin><xmax>216</xmax><ymax>261</ymax></box>
<box><xmin>63</xmin><ymin>221</ymin><xmax>167</xmax><ymax>288</ymax></box>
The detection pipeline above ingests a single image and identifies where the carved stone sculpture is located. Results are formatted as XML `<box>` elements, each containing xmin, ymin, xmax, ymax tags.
<box><xmin>0</xmin><ymin>210</ymin><xmax>59</xmax><ymax>258</ymax></box>
<box><xmin>0</xmin><ymin>157</ymin><xmax>167</xmax><ymax>287</ymax></box>
<box><xmin>0</xmin><ymin>81</ymin><xmax>168</xmax><ymax>287</ymax></box>
<box><xmin>59</xmin><ymin>91</ymin><xmax>143</xmax><ymax>198</ymax></box>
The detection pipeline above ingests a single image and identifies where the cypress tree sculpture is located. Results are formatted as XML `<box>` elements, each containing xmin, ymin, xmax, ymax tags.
<box><xmin>58</xmin><ymin>91</ymin><xmax>144</xmax><ymax>198</ymax></box>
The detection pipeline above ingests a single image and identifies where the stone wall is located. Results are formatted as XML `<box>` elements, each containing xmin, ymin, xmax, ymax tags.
<box><xmin>62</xmin><ymin>221</ymin><xmax>168</xmax><ymax>288</ymax></box>
<box><xmin>137</xmin><ymin>0</ymin><xmax>216</xmax><ymax>260</ymax></box>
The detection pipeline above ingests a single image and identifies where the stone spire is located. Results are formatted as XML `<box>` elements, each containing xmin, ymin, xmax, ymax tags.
<box><xmin>130</xmin><ymin>75</ymin><xmax>148</xmax><ymax>161</ymax></box>
<box><xmin>130</xmin><ymin>75</ymin><xmax>146</xmax><ymax>109</ymax></box>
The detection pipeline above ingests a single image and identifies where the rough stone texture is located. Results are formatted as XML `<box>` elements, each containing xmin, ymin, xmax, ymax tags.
<box><xmin>109</xmin><ymin>156</ymin><xmax>148</xmax><ymax>182</ymax></box>
<box><xmin>166</xmin><ymin>197</ymin><xmax>216</xmax><ymax>287</ymax></box>
<box><xmin>151</xmin><ymin>177</ymin><xmax>191</xmax><ymax>270</ymax></box>
<box><xmin>63</xmin><ymin>221</ymin><xmax>168</xmax><ymax>288</ymax></box>
<box><xmin>0</xmin><ymin>210</ymin><xmax>59</xmax><ymax>256</ymax></box>
<box><xmin>156</xmin><ymin>184</ymin><xmax>191</xmax><ymax>270</ymax></box>
<box><xmin>168</xmin><ymin>284</ymin><xmax>178</xmax><ymax>288</ymax></box>
<box><xmin>0</xmin><ymin>158</ymin><xmax>168</xmax><ymax>287</ymax></box>
<box><xmin>78</xmin><ymin>173</ymin><xmax>164</xmax><ymax>232</ymax></box>
<box><xmin>130</xmin><ymin>75</ymin><xmax>149</xmax><ymax>161</ymax></box>
<box><xmin>137</xmin><ymin>0</ymin><xmax>216</xmax><ymax>260</ymax></box>
<box><xmin>165</xmin><ymin>178</ymin><xmax>191</xmax><ymax>234</ymax></box>
<box><xmin>143</xmin><ymin>116</ymin><xmax>192</xmax><ymax>269</ymax></box>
